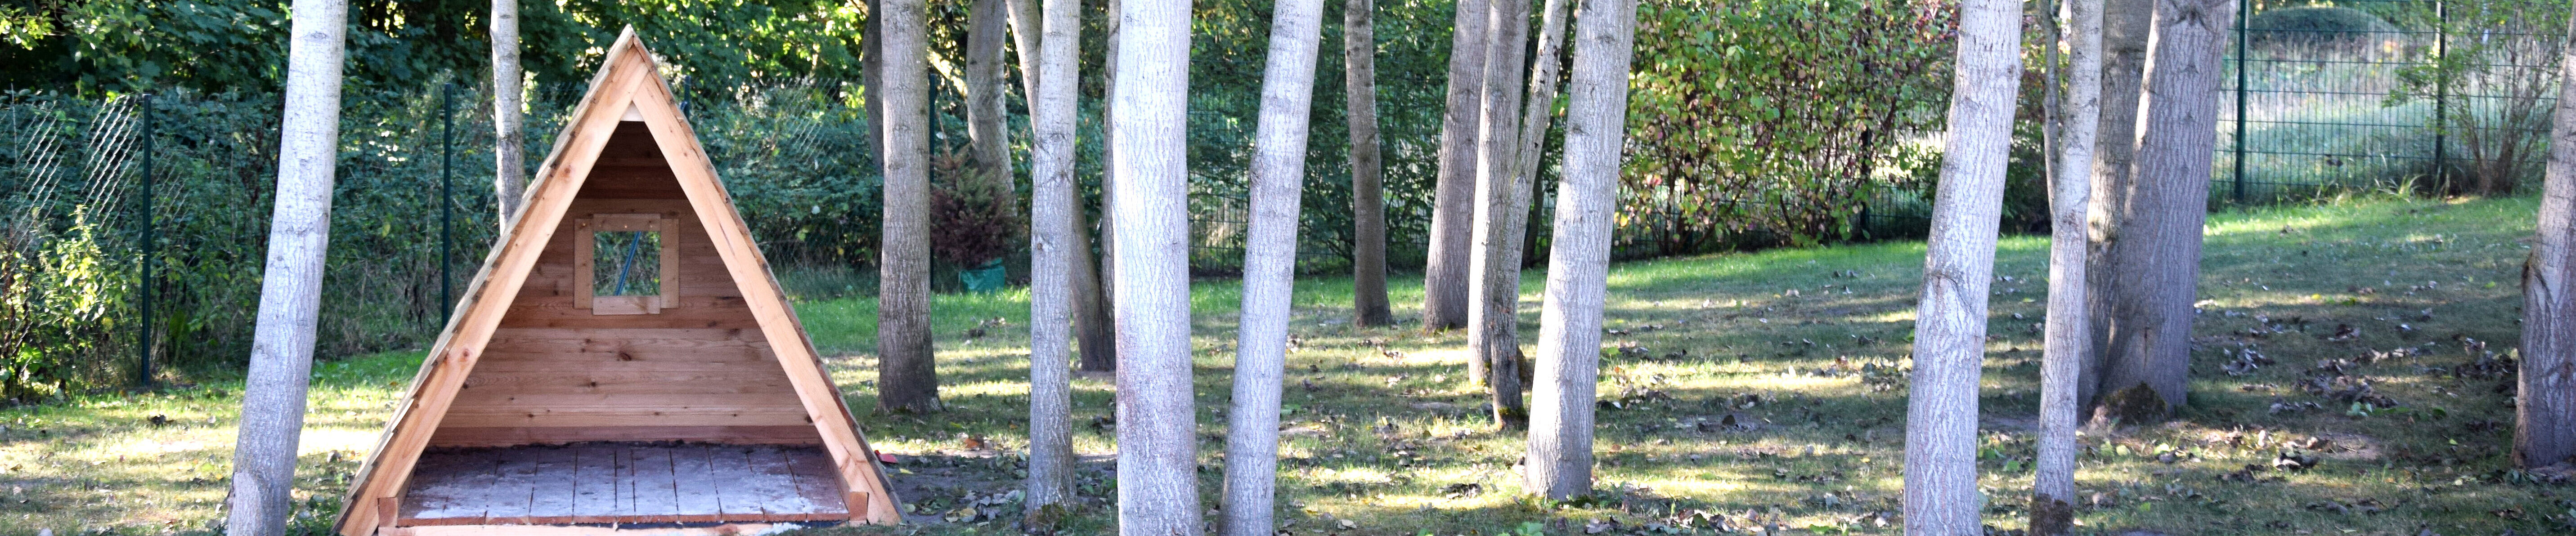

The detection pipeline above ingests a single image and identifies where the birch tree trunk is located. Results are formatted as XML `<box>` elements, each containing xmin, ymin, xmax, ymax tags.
<box><xmin>1014</xmin><ymin>0</ymin><xmax>1120</xmax><ymax>372</ymax></box>
<box><xmin>2095</xmin><ymin>0</ymin><xmax>2232</xmax><ymax>416</ymax></box>
<box><xmin>1005</xmin><ymin>0</ymin><xmax>1115</xmax><ymax>375</ymax></box>
<box><xmin>1021</xmin><ymin>0</ymin><xmax>1083</xmax><ymax>511</ymax></box>
<box><xmin>2080</xmin><ymin>0</ymin><xmax>2155</xmax><ymax>408</ymax></box>
<box><xmin>1099</xmin><ymin>0</ymin><xmax>1123</xmax><ymax>314</ymax></box>
<box><xmin>1466</xmin><ymin>0</ymin><xmax>1533</xmax><ymax>428</ymax></box>
<box><xmin>1220</xmin><ymin>0</ymin><xmax>1326</xmax><ymax>530</ymax></box>
<box><xmin>2033</xmin><ymin>0</ymin><xmax>2103</xmax><ymax>530</ymax></box>
<box><xmin>490</xmin><ymin>0</ymin><xmax>525</xmax><ymax>228</ymax></box>
<box><xmin>967</xmin><ymin>0</ymin><xmax>1019</xmax><ymax>213</ymax></box>
<box><xmin>2518</xmin><ymin>12</ymin><xmax>2576</xmax><ymax>467</ymax></box>
<box><xmin>223</xmin><ymin>0</ymin><xmax>345</xmax><ymax>532</ymax></box>
<box><xmin>1901</xmin><ymin>0</ymin><xmax>2022</xmax><ymax>529</ymax></box>
<box><xmin>1111</xmin><ymin>0</ymin><xmax>1201</xmax><ymax>531</ymax></box>
<box><xmin>1526</xmin><ymin>0</ymin><xmax>1633</xmax><ymax>499</ymax></box>
<box><xmin>1423</xmin><ymin>0</ymin><xmax>1493</xmax><ymax>332</ymax></box>
<box><xmin>1510</xmin><ymin>0</ymin><xmax>1571</xmax><ymax>186</ymax></box>
<box><xmin>1346</xmin><ymin>0</ymin><xmax>1394</xmax><ymax>328</ymax></box>
<box><xmin>878</xmin><ymin>0</ymin><xmax>942</xmax><ymax>414</ymax></box>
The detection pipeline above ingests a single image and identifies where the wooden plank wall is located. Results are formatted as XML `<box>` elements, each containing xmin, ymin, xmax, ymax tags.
<box><xmin>431</xmin><ymin>124</ymin><xmax>821</xmax><ymax>447</ymax></box>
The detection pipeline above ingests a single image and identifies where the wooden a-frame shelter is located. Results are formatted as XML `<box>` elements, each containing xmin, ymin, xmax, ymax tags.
<box><xmin>333</xmin><ymin>29</ymin><xmax>901</xmax><ymax>535</ymax></box>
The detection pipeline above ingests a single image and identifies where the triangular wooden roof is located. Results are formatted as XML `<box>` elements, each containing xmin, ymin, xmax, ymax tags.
<box><xmin>333</xmin><ymin>28</ymin><xmax>899</xmax><ymax>533</ymax></box>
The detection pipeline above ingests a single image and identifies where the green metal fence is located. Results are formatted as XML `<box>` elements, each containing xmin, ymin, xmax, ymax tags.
<box><xmin>1854</xmin><ymin>0</ymin><xmax>2561</xmax><ymax>237</ymax></box>
<box><xmin>2219</xmin><ymin>0</ymin><xmax>2560</xmax><ymax>202</ymax></box>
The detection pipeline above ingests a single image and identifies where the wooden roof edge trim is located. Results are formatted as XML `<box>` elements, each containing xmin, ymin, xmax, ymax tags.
<box><xmin>628</xmin><ymin>79</ymin><xmax>902</xmax><ymax>523</ymax></box>
<box><xmin>330</xmin><ymin>43</ymin><xmax>659</xmax><ymax>536</ymax></box>
<box><xmin>522</xmin><ymin>26</ymin><xmax>650</xmax><ymax>214</ymax></box>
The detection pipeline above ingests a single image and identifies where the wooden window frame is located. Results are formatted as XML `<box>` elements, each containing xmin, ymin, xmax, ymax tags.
<box><xmin>573</xmin><ymin>213</ymin><xmax>681</xmax><ymax>315</ymax></box>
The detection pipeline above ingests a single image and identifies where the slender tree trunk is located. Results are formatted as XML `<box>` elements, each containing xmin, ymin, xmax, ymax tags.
<box><xmin>2095</xmin><ymin>0</ymin><xmax>2232</xmax><ymax>417</ymax></box>
<box><xmin>1073</xmin><ymin>204</ymin><xmax>1118</xmax><ymax>371</ymax></box>
<box><xmin>490</xmin><ymin>0</ymin><xmax>525</xmax><ymax>228</ymax></box>
<box><xmin>1466</xmin><ymin>0</ymin><xmax>1533</xmax><ymax>428</ymax></box>
<box><xmin>223</xmin><ymin>0</ymin><xmax>345</xmax><ymax>532</ymax></box>
<box><xmin>1220</xmin><ymin>0</ymin><xmax>1326</xmax><ymax>530</ymax></box>
<box><xmin>2033</xmin><ymin>0</ymin><xmax>2103</xmax><ymax>531</ymax></box>
<box><xmin>2080</xmin><ymin>0</ymin><xmax>2154</xmax><ymax>408</ymax></box>
<box><xmin>1021</xmin><ymin>0</ymin><xmax>1082</xmax><ymax>511</ymax></box>
<box><xmin>1504</xmin><ymin>0</ymin><xmax>1569</xmax><ymax>275</ymax></box>
<box><xmin>1902</xmin><ymin>0</ymin><xmax>2023</xmax><ymax>529</ymax></box>
<box><xmin>2519</xmin><ymin>12</ymin><xmax>2576</xmax><ymax>467</ymax></box>
<box><xmin>2039</xmin><ymin>0</ymin><xmax>2061</xmax><ymax>187</ymax></box>
<box><xmin>968</xmin><ymin>0</ymin><xmax>1019</xmax><ymax>215</ymax></box>
<box><xmin>1526</xmin><ymin>0</ymin><xmax>1632</xmax><ymax>499</ymax></box>
<box><xmin>1099</xmin><ymin>0</ymin><xmax>1122</xmax><ymax>313</ymax></box>
<box><xmin>1110</xmin><ymin>0</ymin><xmax>1200</xmax><ymax>531</ymax></box>
<box><xmin>878</xmin><ymin>0</ymin><xmax>941</xmax><ymax>414</ymax></box>
<box><xmin>1346</xmin><ymin>0</ymin><xmax>1393</xmax><ymax>328</ymax></box>
<box><xmin>1423</xmin><ymin>0</ymin><xmax>1492</xmax><ymax>332</ymax></box>
<box><xmin>1010</xmin><ymin>0</ymin><xmax>1116</xmax><ymax>373</ymax></box>
<box><xmin>1511</xmin><ymin>0</ymin><xmax>1570</xmax><ymax>197</ymax></box>
<box><xmin>1008</xmin><ymin>0</ymin><xmax>1041</xmax><ymax>99</ymax></box>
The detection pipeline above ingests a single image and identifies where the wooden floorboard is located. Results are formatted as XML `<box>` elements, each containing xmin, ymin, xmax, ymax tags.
<box><xmin>781</xmin><ymin>446</ymin><xmax>852</xmax><ymax>517</ymax></box>
<box><xmin>740</xmin><ymin>446</ymin><xmax>820</xmax><ymax>521</ymax></box>
<box><xmin>527</xmin><ymin>447</ymin><xmax>579</xmax><ymax>523</ymax></box>
<box><xmin>567</xmin><ymin>445</ymin><xmax>618</xmax><ymax>523</ymax></box>
<box><xmin>669</xmin><ymin>445</ymin><xmax>723</xmax><ymax>522</ymax></box>
<box><xmin>486</xmin><ymin>449</ymin><xmax>540</xmax><ymax>523</ymax></box>
<box><xmin>398</xmin><ymin>442</ymin><xmax>849</xmax><ymax>527</ymax></box>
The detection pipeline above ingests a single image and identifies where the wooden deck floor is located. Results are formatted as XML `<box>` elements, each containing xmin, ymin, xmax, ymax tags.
<box><xmin>399</xmin><ymin>442</ymin><xmax>851</xmax><ymax>525</ymax></box>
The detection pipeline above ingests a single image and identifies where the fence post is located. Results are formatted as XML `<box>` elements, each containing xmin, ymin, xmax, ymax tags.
<box><xmin>441</xmin><ymin>83</ymin><xmax>457</xmax><ymax>320</ymax></box>
<box><xmin>2233</xmin><ymin>0</ymin><xmax>2248</xmax><ymax>205</ymax></box>
<box><xmin>136</xmin><ymin>94</ymin><xmax>155</xmax><ymax>387</ymax></box>
<box><xmin>2432</xmin><ymin>0</ymin><xmax>2448</xmax><ymax>186</ymax></box>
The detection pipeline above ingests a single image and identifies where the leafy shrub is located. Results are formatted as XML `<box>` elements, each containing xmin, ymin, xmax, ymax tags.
<box><xmin>927</xmin><ymin>148</ymin><xmax>1022</xmax><ymax>269</ymax></box>
<box><xmin>1621</xmin><ymin>0</ymin><xmax>1956</xmax><ymax>254</ymax></box>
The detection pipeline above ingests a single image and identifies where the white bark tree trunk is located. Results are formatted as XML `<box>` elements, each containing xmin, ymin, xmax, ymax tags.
<box><xmin>2519</xmin><ymin>10</ymin><xmax>2576</xmax><ymax>467</ymax></box>
<box><xmin>2033</xmin><ymin>0</ymin><xmax>2103</xmax><ymax>531</ymax></box>
<box><xmin>223</xmin><ymin>0</ymin><xmax>346</xmax><ymax>532</ymax></box>
<box><xmin>1100</xmin><ymin>0</ymin><xmax>1122</xmax><ymax>313</ymax></box>
<box><xmin>1074</xmin><ymin>57</ymin><xmax>1119</xmax><ymax>372</ymax></box>
<box><xmin>2100</xmin><ymin>0</ymin><xmax>2233</xmax><ymax>415</ymax></box>
<box><xmin>1900</xmin><ymin>0</ymin><xmax>2022</xmax><ymax>530</ymax></box>
<box><xmin>490</xmin><ymin>0</ymin><xmax>525</xmax><ymax>228</ymax></box>
<box><xmin>1423</xmin><ymin>0</ymin><xmax>1492</xmax><ymax>332</ymax></box>
<box><xmin>2080</xmin><ymin>0</ymin><xmax>2154</xmax><ymax>409</ymax></box>
<box><xmin>967</xmin><ymin>0</ymin><xmax>1019</xmax><ymax>213</ymax></box>
<box><xmin>1346</xmin><ymin>0</ymin><xmax>1393</xmax><ymax>327</ymax></box>
<box><xmin>878</xmin><ymin>0</ymin><xmax>942</xmax><ymax>413</ymax></box>
<box><xmin>1021</xmin><ymin>0</ymin><xmax>1083</xmax><ymax>511</ymax></box>
<box><xmin>1110</xmin><ymin>0</ymin><xmax>1200</xmax><ymax>532</ymax></box>
<box><xmin>1219</xmin><ymin>0</ymin><xmax>1326</xmax><ymax>531</ymax></box>
<box><xmin>1466</xmin><ymin>0</ymin><xmax>1532</xmax><ymax>427</ymax></box>
<box><xmin>1525</xmin><ymin>0</ymin><xmax>1633</xmax><ymax>500</ymax></box>
<box><xmin>1005</xmin><ymin>0</ymin><xmax>1117</xmax><ymax>374</ymax></box>
<box><xmin>1509</xmin><ymin>0</ymin><xmax>1571</xmax><ymax>186</ymax></box>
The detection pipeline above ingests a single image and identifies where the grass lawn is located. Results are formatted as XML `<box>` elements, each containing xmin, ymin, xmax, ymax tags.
<box><xmin>7</xmin><ymin>194</ymin><xmax>2565</xmax><ymax>536</ymax></box>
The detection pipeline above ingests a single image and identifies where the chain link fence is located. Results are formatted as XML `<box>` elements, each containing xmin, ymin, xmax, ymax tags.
<box><xmin>0</xmin><ymin>71</ymin><xmax>1454</xmax><ymax>394</ymax></box>
<box><xmin>1852</xmin><ymin>0</ymin><xmax>2560</xmax><ymax>236</ymax></box>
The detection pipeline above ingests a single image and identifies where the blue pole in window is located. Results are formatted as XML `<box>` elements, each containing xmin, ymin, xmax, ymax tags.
<box><xmin>613</xmin><ymin>236</ymin><xmax>643</xmax><ymax>295</ymax></box>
